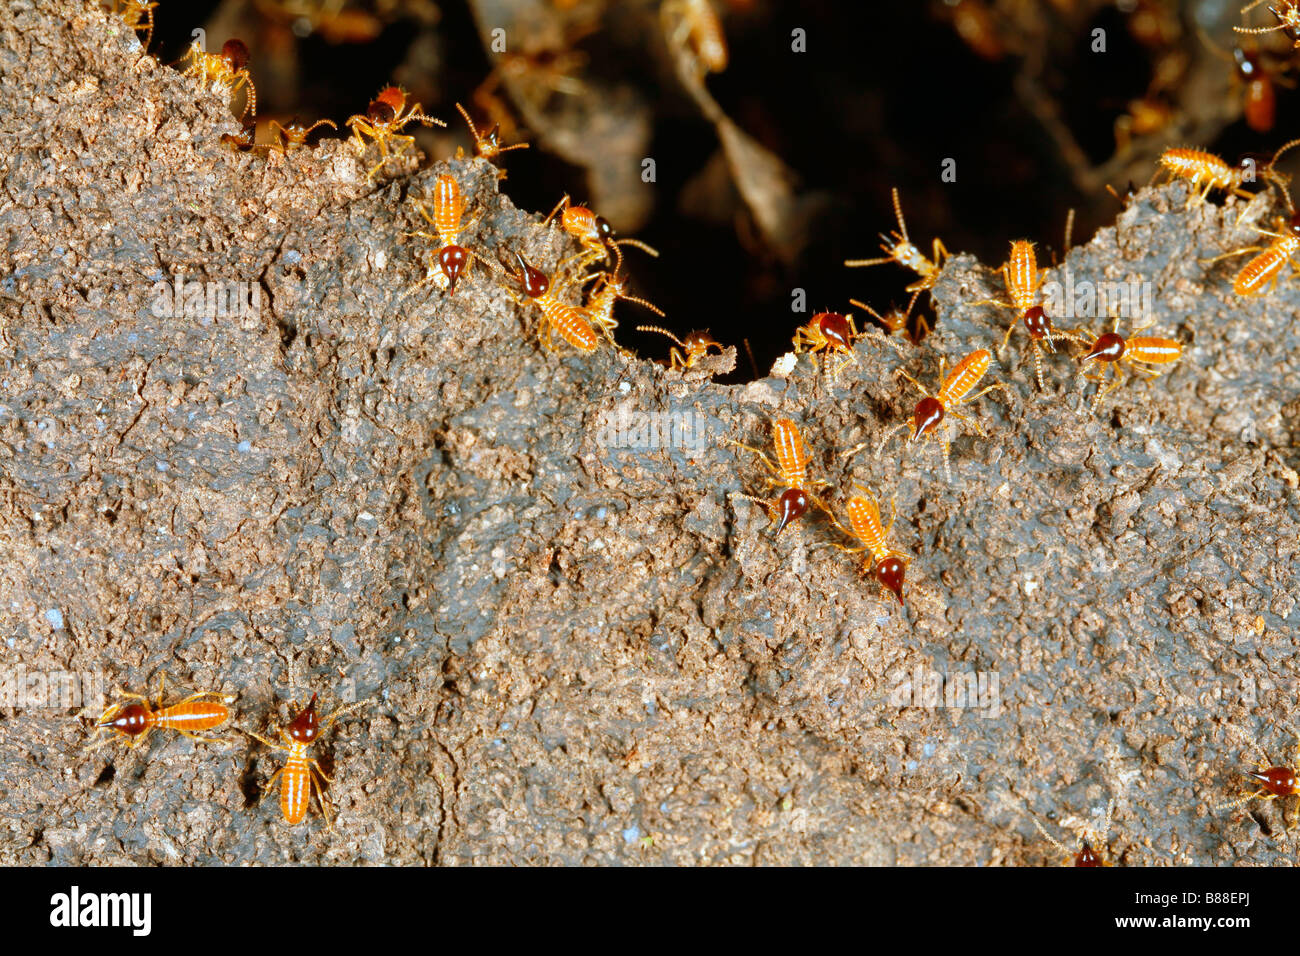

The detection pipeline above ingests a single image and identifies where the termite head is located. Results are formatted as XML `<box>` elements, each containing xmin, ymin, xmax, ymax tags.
<box><xmin>1022</xmin><ymin>305</ymin><xmax>1052</xmax><ymax>342</ymax></box>
<box><xmin>286</xmin><ymin>693</ymin><xmax>320</xmax><ymax>744</ymax></box>
<box><xmin>594</xmin><ymin>216</ymin><xmax>616</xmax><ymax>244</ymax></box>
<box><xmin>814</xmin><ymin>312</ymin><xmax>853</xmax><ymax>349</ymax></box>
<box><xmin>221</xmin><ymin>39</ymin><xmax>249</xmax><ymax>71</ymax></box>
<box><xmin>99</xmin><ymin>702</ymin><xmax>150</xmax><ymax>737</ymax></box>
<box><xmin>685</xmin><ymin>330</ymin><xmax>724</xmax><ymax>354</ymax></box>
<box><xmin>439</xmin><ymin>245</ymin><xmax>468</xmax><ymax>294</ymax></box>
<box><xmin>1246</xmin><ymin>765</ymin><xmax>1299</xmax><ymax>797</ymax></box>
<box><xmin>512</xmin><ymin>254</ymin><xmax>550</xmax><ymax>298</ymax></box>
<box><xmin>911</xmin><ymin>396</ymin><xmax>945</xmax><ymax>440</ymax></box>
<box><xmin>873</xmin><ymin>555</ymin><xmax>906</xmax><ymax>604</ymax></box>
<box><xmin>774</xmin><ymin>487</ymin><xmax>809</xmax><ymax>534</ymax></box>
<box><xmin>1084</xmin><ymin>331</ymin><xmax>1126</xmax><ymax>363</ymax></box>
<box><xmin>1074</xmin><ymin>839</ymin><xmax>1103</xmax><ymax>867</ymax></box>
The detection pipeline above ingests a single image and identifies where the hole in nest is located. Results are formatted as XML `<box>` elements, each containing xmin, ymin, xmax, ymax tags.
<box><xmin>93</xmin><ymin>764</ymin><xmax>115</xmax><ymax>787</ymax></box>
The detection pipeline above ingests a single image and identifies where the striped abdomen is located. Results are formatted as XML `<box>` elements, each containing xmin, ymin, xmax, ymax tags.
<box><xmin>153</xmin><ymin>699</ymin><xmax>231</xmax><ymax>732</ymax></box>
<box><xmin>771</xmin><ymin>418</ymin><xmax>809</xmax><ymax>488</ymax></box>
<box><xmin>938</xmin><ymin>349</ymin><xmax>993</xmax><ymax>407</ymax></box>
<box><xmin>845</xmin><ymin>496</ymin><xmax>888</xmax><ymax>559</ymax></box>
<box><xmin>280</xmin><ymin>746</ymin><xmax>314</xmax><ymax>824</ymax></box>
<box><xmin>433</xmin><ymin>174</ymin><xmax>464</xmax><ymax>245</ymax></box>
<box><xmin>1004</xmin><ymin>241</ymin><xmax>1039</xmax><ymax>314</ymax></box>
<box><xmin>1159</xmin><ymin>148</ymin><xmax>1235</xmax><ymax>189</ymax></box>
<box><xmin>1234</xmin><ymin>235</ymin><xmax>1299</xmax><ymax>295</ymax></box>
<box><xmin>542</xmin><ymin>299</ymin><xmax>600</xmax><ymax>352</ymax></box>
<box><xmin>1125</xmin><ymin>336</ymin><xmax>1182</xmax><ymax>364</ymax></box>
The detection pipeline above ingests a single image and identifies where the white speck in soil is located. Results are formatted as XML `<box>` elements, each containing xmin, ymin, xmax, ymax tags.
<box><xmin>44</xmin><ymin>608</ymin><xmax>64</xmax><ymax>629</ymax></box>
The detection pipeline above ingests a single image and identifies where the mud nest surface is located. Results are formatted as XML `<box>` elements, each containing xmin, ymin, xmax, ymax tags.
<box><xmin>2</xmin><ymin>0</ymin><xmax>1300</xmax><ymax>865</ymax></box>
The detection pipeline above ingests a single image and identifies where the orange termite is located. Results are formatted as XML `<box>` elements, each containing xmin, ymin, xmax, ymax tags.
<box><xmin>500</xmin><ymin>252</ymin><xmax>603</xmax><ymax>353</ymax></box>
<box><xmin>725</xmin><ymin>418</ymin><xmax>816</xmax><ymax>535</ymax></box>
<box><xmin>792</xmin><ymin>312</ymin><xmax>860</xmax><ymax>381</ymax></box>
<box><xmin>1154</xmin><ymin>137</ymin><xmax>1297</xmax><ymax>207</ymax></box>
<box><xmin>583</xmin><ymin>271</ymin><xmax>664</xmax><ymax>345</ymax></box>
<box><xmin>1076</xmin><ymin>316</ymin><xmax>1182</xmax><ymax>413</ymax></box>
<box><xmin>246</xmin><ymin>693</ymin><xmax>369</xmax><ymax>827</ymax></box>
<box><xmin>1029</xmin><ymin>800</ymin><xmax>1114</xmax><ymax>867</ymax></box>
<box><xmin>113</xmin><ymin>0</ymin><xmax>157</xmax><ymax>50</ymax></box>
<box><xmin>85</xmin><ymin>677</ymin><xmax>235</xmax><ymax>752</ymax></box>
<box><xmin>406</xmin><ymin>175</ymin><xmax>485</xmax><ymax>296</ymax></box>
<box><xmin>179</xmin><ymin>38</ymin><xmax>257</xmax><ymax>119</ymax></box>
<box><xmin>545</xmin><ymin>195</ymin><xmax>659</xmax><ymax>274</ymax></box>
<box><xmin>345</xmin><ymin>86</ymin><xmax>446</xmax><ymax>180</ymax></box>
<box><xmin>636</xmin><ymin>326</ymin><xmax>726</xmax><ymax>371</ymax></box>
<box><xmin>662</xmin><ymin>0</ymin><xmax>729</xmax><ymax>75</ymax></box>
<box><xmin>844</xmin><ymin>188</ymin><xmax>949</xmax><ymax>314</ymax></box>
<box><xmin>975</xmin><ymin>240</ymin><xmax>1087</xmax><ymax>390</ymax></box>
<box><xmin>455</xmin><ymin>102</ymin><xmax>529</xmax><ymax>165</ymax></box>
<box><xmin>821</xmin><ymin>487</ymin><xmax>910</xmax><ymax>605</ymax></box>
<box><xmin>1235</xmin><ymin>0</ymin><xmax>1300</xmax><ymax>50</ymax></box>
<box><xmin>851</xmin><ymin>349</ymin><xmax>1007</xmax><ymax>481</ymax></box>
<box><xmin>268</xmin><ymin>117</ymin><xmax>337</xmax><ymax>152</ymax></box>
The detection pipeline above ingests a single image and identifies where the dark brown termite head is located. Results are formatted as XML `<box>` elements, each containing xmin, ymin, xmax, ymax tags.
<box><xmin>685</xmin><ymin>330</ymin><xmax>723</xmax><ymax>353</ymax></box>
<box><xmin>439</xmin><ymin>245</ymin><xmax>468</xmax><ymax>294</ymax></box>
<box><xmin>911</xmin><ymin>396</ymin><xmax>945</xmax><ymax>440</ymax></box>
<box><xmin>815</xmin><ymin>312</ymin><xmax>852</xmax><ymax>349</ymax></box>
<box><xmin>774</xmin><ymin>487</ymin><xmax>809</xmax><ymax>534</ymax></box>
<box><xmin>594</xmin><ymin>216</ymin><xmax>616</xmax><ymax>244</ymax></box>
<box><xmin>367</xmin><ymin>99</ymin><xmax>397</xmax><ymax>125</ymax></box>
<box><xmin>874</xmin><ymin>555</ymin><xmax>906</xmax><ymax>604</ymax></box>
<box><xmin>1084</xmin><ymin>331</ymin><xmax>1126</xmax><ymax>363</ymax></box>
<box><xmin>1022</xmin><ymin>305</ymin><xmax>1052</xmax><ymax>341</ymax></box>
<box><xmin>514</xmin><ymin>255</ymin><xmax>550</xmax><ymax>298</ymax></box>
<box><xmin>1074</xmin><ymin>839</ymin><xmax>1103</xmax><ymax>867</ymax></box>
<box><xmin>100</xmin><ymin>702</ymin><xmax>150</xmax><ymax>736</ymax></box>
<box><xmin>221</xmin><ymin>39</ymin><xmax>249</xmax><ymax>71</ymax></box>
<box><xmin>286</xmin><ymin>693</ymin><xmax>320</xmax><ymax>744</ymax></box>
<box><xmin>1247</xmin><ymin>765</ymin><xmax>1300</xmax><ymax>797</ymax></box>
<box><xmin>1234</xmin><ymin>46</ymin><xmax>1261</xmax><ymax>80</ymax></box>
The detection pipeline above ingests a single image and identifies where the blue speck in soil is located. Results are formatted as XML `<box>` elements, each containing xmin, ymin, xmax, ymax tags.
<box><xmin>237</xmin><ymin>440</ymin><xmax>251</xmax><ymax>452</ymax></box>
<box><xmin>44</xmin><ymin>608</ymin><xmax>64</xmax><ymax>629</ymax></box>
<box><xmin>906</xmin><ymin>760</ymin><xmax>918</xmax><ymax>771</ymax></box>
<box><xmin>128</xmin><ymin>333</ymin><xmax>138</xmax><ymax>343</ymax></box>
<box><xmin>923</xmin><ymin>742</ymin><xmax>936</xmax><ymax>757</ymax></box>
<box><xmin>156</xmin><ymin>461</ymin><xmax>169</xmax><ymax>472</ymax></box>
<box><xmin>622</xmin><ymin>826</ymin><xmax>640</xmax><ymax>844</ymax></box>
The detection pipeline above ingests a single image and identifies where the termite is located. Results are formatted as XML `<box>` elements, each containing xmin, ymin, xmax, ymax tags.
<box><xmin>498</xmin><ymin>252</ymin><xmax>603</xmax><ymax>353</ymax></box>
<box><xmin>179</xmin><ymin>38</ymin><xmax>257</xmax><ymax>119</ymax></box>
<box><xmin>636</xmin><ymin>326</ymin><xmax>726</xmax><ymax>371</ymax></box>
<box><xmin>345</xmin><ymin>86</ymin><xmax>446</xmax><ymax>180</ymax></box>
<box><xmin>1029</xmin><ymin>800</ymin><xmax>1115</xmax><ymax>867</ymax></box>
<box><xmin>1206</xmin><ymin>153</ymin><xmax>1300</xmax><ymax>296</ymax></box>
<box><xmin>406</xmin><ymin>175</ymin><xmax>485</xmax><ymax>296</ymax></box>
<box><xmin>268</xmin><ymin>117</ymin><xmax>337</xmax><ymax>152</ymax></box>
<box><xmin>974</xmin><ymin>240</ymin><xmax>1087</xmax><ymax>390</ymax></box>
<box><xmin>545</xmin><ymin>195</ymin><xmax>659</xmax><ymax>274</ymax></box>
<box><xmin>85</xmin><ymin>676</ymin><xmax>235</xmax><ymax>752</ymax></box>
<box><xmin>725</xmin><ymin>418</ymin><xmax>818</xmax><ymax>535</ymax></box>
<box><xmin>112</xmin><ymin>0</ymin><xmax>157</xmax><ymax>50</ymax></box>
<box><xmin>662</xmin><ymin>0</ymin><xmax>729</xmax><ymax>75</ymax></box>
<box><xmin>844</xmin><ymin>187</ymin><xmax>949</xmax><ymax>315</ymax></box>
<box><xmin>850</xmin><ymin>349</ymin><xmax>1008</xmax><ymax>481</ymax></box>
<box><xmin>792</xmin><ymin>312</ymin><xmax>860</xmax><ymax>381</ymax></box>
<box><xmin>850</xmin><ymin>297</ymin><xmax>931</xmax><ymax>344</ymax></box>
<box><xmin>1075</xmin><ymin>316</ymin><xmax>1182</xmax><ymax>414</ymax></box>
<box><xmin>1235</xmin><ymin>0</ymin><xmax>1300</xmax><ymax>50</ymax></box>
<box><xmin>583</xmin><ymin>271</ymin><xmax>664</xmax><ymax>345</ymax></box>
<box><xmin>1154</xmin><ymin>137</ymin><xmax>1295</xmax><ymax>207</ymax></box>
<box><xmin>1198</xmin><ymin>26</ymin><xmax>1288</xmax><ymax>134</ymax></box>
<box><xmin>246</xmin><ymin>693</ymin><xmax>369</xmax><ymax>828</ymax></box>
<box><xmin>820</xmin><ymin>487</ymin><xmax>910</xmax><ymax>604</ymax></box>
<box><xmin>455</xmin><ymin>102</ymin><xmax>529</xmax><ymax>166</ymax></box>
<box><xmin>1215</xmin><ymin>728</ymin><xmax>1300</xmax><ymax>831</ymax></box>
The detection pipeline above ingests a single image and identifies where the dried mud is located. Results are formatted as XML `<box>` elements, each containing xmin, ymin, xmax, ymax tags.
<box><xmin>1</xmin><ymin>0</ymin><xmax>1299</xmax><ymax>865</ymax></box>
